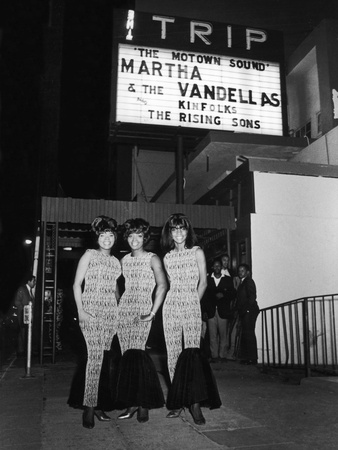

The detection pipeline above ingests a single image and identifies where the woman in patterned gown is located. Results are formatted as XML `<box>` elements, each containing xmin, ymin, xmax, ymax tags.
<box><xmin>73</xmin><ymin>216</ymin><xmax>121</xmax><ymax>429</ymax></box>
<box><xmin>116</xmin><ymin>218</ymin><xmax>167</xmax><ymax>423</ymax></box>
<box><xmin>161</xmin><ymin>213</ymin><xmax>221</xmax><ymax>425</ymax></box>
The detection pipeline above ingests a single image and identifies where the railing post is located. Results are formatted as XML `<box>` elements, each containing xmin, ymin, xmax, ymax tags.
<box><xmin>303</xmin><ymin>298</ymin><xmax>311</xmax><ymax>377</ymax></box>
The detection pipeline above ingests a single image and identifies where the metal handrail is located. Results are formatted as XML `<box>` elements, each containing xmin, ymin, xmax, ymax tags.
<box><xmin>260</xmin><ymin>294</ymin><xmax>338</xmax><ymax>376</ymax></box>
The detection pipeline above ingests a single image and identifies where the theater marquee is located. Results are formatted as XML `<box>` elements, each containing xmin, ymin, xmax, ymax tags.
<box><xmin>111</xmin><ymin>10</ymin><xmax>286</xmax><ymax>136</ymax></box>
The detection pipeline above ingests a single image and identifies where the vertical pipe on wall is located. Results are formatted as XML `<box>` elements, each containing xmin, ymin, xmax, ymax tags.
<box><xmin>176</xmin><ymin>134</ymin><xmax>184</xmax><ymax>204</ymax></box>
<box><xmin>237</xmin><ymin>183</ymin><xmax>242</xmax><ymax>219</ymax></box>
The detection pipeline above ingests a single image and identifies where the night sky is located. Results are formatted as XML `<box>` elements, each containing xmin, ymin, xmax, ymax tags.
<box><xmin>1</xmin><ymin>0</ymin><xmax>338</xmax><ymax>310</ymax></box>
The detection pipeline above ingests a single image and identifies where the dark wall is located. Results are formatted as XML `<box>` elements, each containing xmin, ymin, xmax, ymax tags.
<box><xmin>0</xmin><ymin>0</ymin><xmax>48</xmax><ymax>311</ymax></box>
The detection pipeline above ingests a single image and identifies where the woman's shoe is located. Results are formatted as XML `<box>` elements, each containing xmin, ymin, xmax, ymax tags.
<box><xmin>117</xmin><ymin>407</ymin><xmax>138</xmax><ymax>420</ymax></box>
<box><xmin>94</xmin><ymin>410</ymin><xmax>111</xmax><ymax>421</ymax></box>
<box><xmin>166</xmin><ymin>408</ymin><xmax>183</xmax><ymax>419</ymax></box>
<box><xmin>137</xmin><ymin>406</ymin><xmax>149</xmax><ymax>423</ymax></box>
<box><xmin>82</xmin><ymin>407</ymin><xmax>95</xmax><ymax>429</ymax></box>
<box><xmin>189</xmin><ymin>403</ymin><xmax>206</xmax><ymax>425</ymax></box>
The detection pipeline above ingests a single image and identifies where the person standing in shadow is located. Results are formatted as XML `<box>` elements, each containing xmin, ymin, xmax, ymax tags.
<box><xmin>204</xmin><ymin>259</ymin><xmax>236</xmax><ymax>363</ymax></box>
<box><xmin>237</xmin><ymin>264</ymin><xmax>260</xmax><ymax>365</ymax></box>
<box><xmin>221</xmin><ymin>253</ymin><xmax>239</xmax><ymax>289</ymax></box>
<box><xmin>13</xmin><ymin>272</ymin><xmax>36</xmax><ymax>356</ymax></box>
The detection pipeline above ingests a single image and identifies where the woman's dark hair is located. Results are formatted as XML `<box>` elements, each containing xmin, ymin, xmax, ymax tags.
<box><xmin>122</xmin><ymin>218</ymin><xmax>151</xmax><ymax>243</ymax></box>
<box><xmin>91</xmin><ymin>215</ymin><xmax>117</xmax><ymax>241</ymax></box>
<box><xmin>160</xmin><ymin>213</ymin><xmax>197</xmax><ymax>252</ymax></box>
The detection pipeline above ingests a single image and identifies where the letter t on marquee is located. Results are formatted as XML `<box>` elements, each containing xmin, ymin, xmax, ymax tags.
<box><xmin>152</xmin><ymin>15</ymin><xmax>175</xmax><ymax>39</ymax></box>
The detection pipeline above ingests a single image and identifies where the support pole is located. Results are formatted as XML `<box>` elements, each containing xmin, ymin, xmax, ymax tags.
<box><xmin>21</xmin><ymin>226</ymin><xmax>40</xmax><ymax>379</ymax></box>
<box><xmin>176</xmin><ymin>134</ymin><xmax>184</xmax><ymax>204</ymax></box>
<box><xmin>32</xmin><ymin>226</ymin><xmax>40</xmax><ymax>279</ymax></box>
<box><xmin>26</xmin><ymin>303</ymin><xmax>33</xmax><ymax>377</ymax></box>
<box><xmin>21</xmin><ymin>302</ymin><xmax>34</xmax><ymax>379</ymax></box>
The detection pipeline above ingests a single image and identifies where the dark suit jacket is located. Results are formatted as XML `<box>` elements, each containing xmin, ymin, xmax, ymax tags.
<box><xmin>202</xmin><ymin>275</ymin><xmax>236</xmax><ymax>319</ymax></box>
<box><xmin>236</xmin><ymin>277</ymin><xmax>259</xmax><ymax>317</ymax></box>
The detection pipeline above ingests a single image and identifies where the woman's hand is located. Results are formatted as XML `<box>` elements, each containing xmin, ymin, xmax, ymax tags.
<box><xmin>78</xmin><ymin>310</ymin><xmax>95</xmax><ymax>327</ymax></box>
<box><xmin>140</xmin><ymin>313</ymin><xmax>155</xmax><ymax>322</ymax></box>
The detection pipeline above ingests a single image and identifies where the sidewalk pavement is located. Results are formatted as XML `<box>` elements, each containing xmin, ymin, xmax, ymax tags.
<box><xmin>1</xmin><ymin>350</ymin><xmax>338</xmax><ymax>450</ymax></box>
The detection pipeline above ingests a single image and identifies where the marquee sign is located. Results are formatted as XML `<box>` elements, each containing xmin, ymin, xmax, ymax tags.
<box><xmin>111</xmin><ymin>10</ymin><xmax>286</xmax><ymax>136</ymax></box>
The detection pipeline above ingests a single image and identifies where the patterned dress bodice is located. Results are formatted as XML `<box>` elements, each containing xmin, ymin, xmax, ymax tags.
<box><xmin>121</xmin><ymin>252</ymin><xmax>156</xmax><ymax>306</ymax></box>
<box><xmin>118</xmin><ymin>251</ymin><xmax>156</xmax><ymax>354</ymax></box>
<box><xmin>82</xmin><ymin>249</ymin><xmax>121</xmax><ymax>318</ymax></box>
<box><xmin>164</xmin><ymin>246</ymin><xmax>200</xmax><ymax>300</ymax></box>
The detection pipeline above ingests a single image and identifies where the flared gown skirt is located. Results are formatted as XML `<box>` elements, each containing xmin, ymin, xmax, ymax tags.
<box><xmin>166</xmin><ymin>347</ymin><xmax>222</xmax><ymax>410</ymax></box>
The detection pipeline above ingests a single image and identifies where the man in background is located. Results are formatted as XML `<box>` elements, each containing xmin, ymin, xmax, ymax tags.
<box><xmin>204</xmin><ymin>259</ymin><xmax>236</xmax><ymax>362</ymax></box>
<box><xmin>13</xmin><ymin>272</ymin><xmax>36</xmax><ymax>356</ymax></box>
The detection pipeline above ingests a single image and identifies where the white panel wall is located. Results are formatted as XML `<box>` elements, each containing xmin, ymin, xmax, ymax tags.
<box><xmin>251</xmin><ymin>171</ymin><xmax>338</xmax><ymax>361</ymax></box>
<box><xmin>251</xmin><ymin>213</ymin><xmax>338</xmax><ymax>308</ymax></box>
<box><xmin>254</xmin><ymin>172</ymin><xmax>338</xmax><ymax>219</ymax></box>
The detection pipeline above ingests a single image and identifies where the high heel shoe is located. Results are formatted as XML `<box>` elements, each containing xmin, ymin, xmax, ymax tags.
<box><xmin>94</xmin><ymin>410</ymin><xmax>111</xmax><ymax>421</ymax></box>
<box><xmin>166</xmin><ymin>408</ymin><xmax>183</xmax><ymax>419</ymax></box>
<box><xmin>117</xmin><ymin>407</ymin><xmax>138</xmax><ymax>420</ymax></box>
<box><xmin>189</xmin><ymin>403</ymin><xmax>206</xmax><ymax>425</ymax></box>
<box><xmin>137</xmin><ymin>406</ymin><xmax>149</xmax><ymax>423</ymax></box>
<box><xmin>82</xmin><ymin>407</ymin><xmax>95</xmax><ymax>429</ymax></box>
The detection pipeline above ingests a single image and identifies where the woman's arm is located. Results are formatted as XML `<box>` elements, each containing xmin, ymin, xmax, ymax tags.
<box><xmin>163</xmin><ymin>257</ymin><xmax>170</xmax><ymax>284</ymax></box>
<box><xmin>73</xmin><ymin>251</ymin><xmax>94</xmax><ymax>327</ymax></box>
<box><xmin>140</xmin><ymin>255</ymin><xmax>168</xmax><ymax>322</ymax></box>
<box><xmin>196</xmin><ymin>248</ymin><xmax>208</xmax><ymax>301</ymax></box>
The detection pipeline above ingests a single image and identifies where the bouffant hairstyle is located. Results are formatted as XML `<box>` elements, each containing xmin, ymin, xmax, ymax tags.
<box><xmin>160</xmin><ymin>213</ymin><xmax>197</xmax><ymax>252</ymax></box>
<box><xmin>91</xmin><ymin>215</ymin><xmax>118</xmax><ymax>241</ymax></box>
<box><xmin>122</xmin><ymin>218</ymin><xmax>151</xmax><ymax>243</ymax></box>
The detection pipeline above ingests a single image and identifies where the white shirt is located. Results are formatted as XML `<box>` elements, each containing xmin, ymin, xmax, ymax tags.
<box><xmin>211</xmin><ymin>273</ymin><xmax>223</xmax><ymax>287</ymax></box>
<box><xmin>26</xmin><ymin>283</ymin><xmax>34</xmax><ymax>299</ymax></box>
<box><xmin>221</xmin><ymin>268</ymin><xmax>231</xmax><ymax>277</ymax></box>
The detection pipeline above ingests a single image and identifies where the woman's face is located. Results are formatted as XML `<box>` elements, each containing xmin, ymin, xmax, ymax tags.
<box><xmin>127</xmin><ymin>232</ymin><xmax>144</xmax><ymax>251</ymax></box>
<box><xmin>170</xmin><ymin>225</ymin><xmax>188</xmax><ymax>246</ymax></box>
<box><xmin>98</xmin><ymin>231</ymin><xmax>115</xmax><ymax>251</ymax></box>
